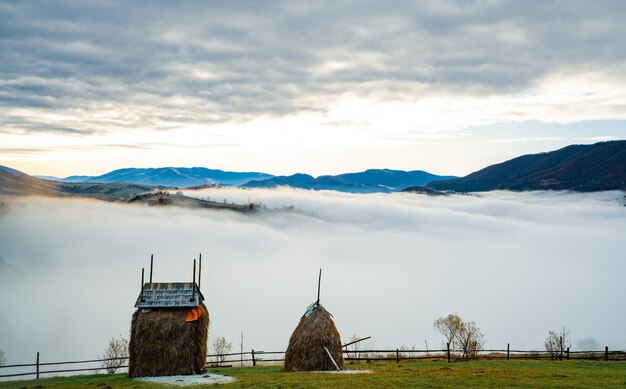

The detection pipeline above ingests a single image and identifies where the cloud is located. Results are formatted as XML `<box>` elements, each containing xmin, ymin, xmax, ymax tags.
<box><xmin>492</xmin><ymin>137</ymin><xmax>565</xmax><ymax>143</ymax></box>
<box><xmin>0</xmin><ymin>189</ymin><xmax>625</xmax><ymax>367</ymax></box>
<box><xmin>2</xmin><ymin>0</ymin><xmax>626</xmax><ymax>141</ymax></box>
<box><xmin>578</xmin><ymin>136</ymin><xmax>621</xmax><ymax>142</ymax></box>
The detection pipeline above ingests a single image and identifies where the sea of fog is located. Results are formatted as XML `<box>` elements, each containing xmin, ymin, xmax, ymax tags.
<box><xmin>0</xmin><ymin>189</ymin><xmax>625</xmax><ymax>366</ymax></box>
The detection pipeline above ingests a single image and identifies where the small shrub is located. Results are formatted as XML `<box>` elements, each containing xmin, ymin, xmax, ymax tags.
<box><xmin>458</xmin><ymin>321</ymin><xmax>485</xmax><ymax>360</ymax></box>
<box><xmin>544</xmin><ymin>326</ymin><xmax>572</xmax><ymax>360</ymax></box>
<box><xmin>358</xmin><ymin>340</ymin><xmax>376</xmax><ymax>363</ymax></box>
<box><xmin>346</xmin><ymin>335</ymin><xmax>363</xmax><ymax>364</ymax></box>
<box><xmin>212</xmin><ymin>337</ymin><xmax>232</xmax><ymax>367</ymax></box>
<box><xmin>98</xmin><ymin>335</ymin><xmax>128</xmax><ymax>374</ymax></box>
<box><xmin>397</xmin><ymin>345</ymin><xmax>414</xmax><ymax>360</ymax></box>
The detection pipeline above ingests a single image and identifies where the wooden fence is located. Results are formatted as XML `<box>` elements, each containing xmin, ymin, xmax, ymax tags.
<box><xmin>1</xmin><ymin>345</ymin><xmax>625</xmax><ymax>380</ymax></box>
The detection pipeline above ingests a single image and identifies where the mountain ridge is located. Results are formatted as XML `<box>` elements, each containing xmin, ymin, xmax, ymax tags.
<box><xmin>0</xmin><ymin>166</ymin><xmax>154</xmax><ymax>201</ymax></box>
<box><xmin>57</xmin><ymin>166</ymin><xmax>274</xmax><ymax>188</ymax></box>
<box><xmin>0</xmin><ymin>166</ymin><xmax>257</xmax><ymax>211</ymax></box>
<box><xmin>38</xmin><ymin>167</ymin><xmax>456</xmax><ymax>193</ymax></box>
<box><xmin>9</xmin><ymin>140</ymin><xmax>626</xmax><ymax>195</ymax></box>
<box><xmin>422</xmin><ymin>140</ymin><xmax>626</xmax><ymax>192</ymax></box>
<box><xmin>243</xmin><ymin>169</ymin><xmax>456</xmax><ymax>193</ymax></box>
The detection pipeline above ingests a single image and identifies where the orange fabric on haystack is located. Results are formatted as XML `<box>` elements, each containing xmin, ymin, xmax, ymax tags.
<box><xmin>185</xmin><ymin>307</ymin><xmax>202</xmax><ymax>322</ymax></box>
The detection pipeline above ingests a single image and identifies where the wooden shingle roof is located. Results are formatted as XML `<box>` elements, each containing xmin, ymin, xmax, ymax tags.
<box><xmin>134</xmin><ymin>282</ymin><xmax>204</xmax><ymax>308</ymax></box>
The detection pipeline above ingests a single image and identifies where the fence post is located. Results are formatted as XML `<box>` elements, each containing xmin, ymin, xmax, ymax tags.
<box><xmin>251</xmin><ymin>349</ymin><xmax>256</xmax><ymax>367</ymax></box>
<box><xmin>507</xmin><ymin>343</ymin><xmax>510</xmax><ymax>360</ymax></box>
<box><xmin>447</xmin><ymin>342</ymin><xmax>451</xmax><ymax>363</ymax></box>
<box><xmin>566</xmin><ymin>347</ymin><xmax>569</xmax><ymax>360</ymax></box>
<box><xmin>396</xmin><ymin>348</ymin><xmax>399</xmax><ymax>364</ymax></box>
<box><xmin>36</xmin><ymin>352</ymin><xmax>39</xmax><ymax>380</ymax></box>
<box><xmin>605</xmin><ymin>346</ymin><xmax>608</xmax><ymax>361</ymax></box>
<box><xmin>559</xmin><ymin>336</ymin><xmax>563</xmax><ymax>361</ymax></box>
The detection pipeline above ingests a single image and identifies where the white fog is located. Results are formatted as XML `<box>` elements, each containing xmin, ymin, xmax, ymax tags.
<box><xmin>0</xmin><ymin>189</ymin><xmax>625</xmax><ymax>366</ymax></box>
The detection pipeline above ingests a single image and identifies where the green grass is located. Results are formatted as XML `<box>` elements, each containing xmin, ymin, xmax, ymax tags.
<box><xmin>2</xmin><ymin>360</ymin><xmax>625</xmax><ymax>388</ymax></box>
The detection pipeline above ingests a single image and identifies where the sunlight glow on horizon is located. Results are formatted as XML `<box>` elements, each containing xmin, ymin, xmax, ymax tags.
<box><xmin>3</xmin><ymin>70</ymin><xmax>626</xmax><ymax>177</ymax></box>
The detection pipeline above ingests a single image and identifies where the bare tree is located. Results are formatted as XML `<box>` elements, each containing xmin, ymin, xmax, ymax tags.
<box><xmin>545</xmin><ymin>326</ymin><xmax>572</xmax><ymax>360</ymax></box>
<box><xmin>434</xmin><ymin>313</ymin><xmax>485</xmax><ymax>360</ymax></box>
<box><xmin>212</xmin><ymin>337</ymin><xmax>232</xmax><ymax>367</ymax></box>
<box><xmin>347</xmin><ymin>334</ymin><xmax>362</xmax><ymax>363</ymax></box>
<box><xmin>0</xmin><ymin>350</ymin><xmax>6</xmax><ymax>366</ymax></box>
<box><xmin>359</xmin><ymin>340</ymin><xmax>375</xmax><ymax>362</ymax></box>
<box><xmin>457</xmin><ymin>321</ymin><xmax>485</xmax><ymax>360</ymax></box>
<box><xmin>433</xmin><ymin>313</ymin><xmax>464</xmax><ymax>350</ymax></box>
<box><xmin>97</xmin><ymin>335</ymin><xmax>128</xmax><ymax>374</ymax></box>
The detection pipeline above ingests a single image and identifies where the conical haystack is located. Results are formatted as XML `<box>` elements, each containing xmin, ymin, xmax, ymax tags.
<box><xmin>128</xmin><ymin>303</ymin><xmax>209</xmax><ymax>377</ymax></box>
<box><xmin>284</xmin><ymin>302</ymin><xmax>344</xmax><ymax>371</ymax></box>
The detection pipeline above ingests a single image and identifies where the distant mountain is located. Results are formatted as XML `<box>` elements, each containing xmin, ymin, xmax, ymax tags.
<box><xmin>34</xmin><ymin>175</ymin><xmax>62</xmax><ymax>181</ymax></box>
<box><xmin>1</xmin><ymin>166</ymin><xmax>61</xmax><ymax>197</ymax></box>
<box><xmin>425</xmin><ymin>141</ymin><xmax>626</xmax><ymax>192</ymax></box>
<box><xmin>1</xmin><ymin>165</ymin><xmax>153</xmax><ymax>201</ymax></box>
<box><xmin>245</xmin><ymin>173</ymin><xmax>316</xmax><ymax>189</ymax></box>
<box><xmin>62</xmin><ymin>175</ymin><xmax>92</xmax><ymax>182</ymax></box>
<box><xmin>59</xmin><ymin>167</ymin><xmax>274</xmax><ymax>188</ymax></box>
<box><xmin>325</xmin><ymin>169</ymin><xmax>455</xmax><ymax>189</ymax></box>
<box><xmin>244</xmin><ymin>169</ymin><xmax>456</xmax><ymax>193</ymax></box>
<box><xmin>0</xmin><ymin>166</ymin><xmax>256</xmax><ymax>211</ymax></box>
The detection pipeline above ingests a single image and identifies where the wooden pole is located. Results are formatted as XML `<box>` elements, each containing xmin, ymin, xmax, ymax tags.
<box><xmin>198</xmin><ymin>253</ymin><xmax>202</xmax><ymax>290</ymax></box>
<box><xmin>342</xmin><ymin>336</ymin><xmax>371</xmax><ymax>348</ymax></box>
<box><xmin>316</xmin><ymin>268</ymin><xmax>322</xmax><ymax>304</ymax></box>
<box><xmin>559</xmin><ymin>336</ymin><xmax>563</xmax><ymax>361</ymax></box>
<box><xmin>507</xmin><ymin>343</ymin><xmax>510</xmax><ymax>360</ymax></box>
<box><xmin>566</xmin><ymin>347</ymin><xmax>570</xmax><ymax>360</ymax></box>
<box><xmin>191</xmin><ymin>259</ymin><xmax>196</xmax><ymax>302</ymax></box>
<box><xmin>396</xmin><ymin>348</ymin><xmax>400</xmax><ymax>364</ymax></box>
<box><xmin>447</xmin><ymin>342</ymin><xmax>451</xmax><ymax>363</ymax></box>
<box><xmin>324</xmin><ymin>346</ymin><xmax>341</xmax><ymax>371</ymax></box>
<box><xmin>251</xmin><ymin>349</ymin><xmax>256</xmax><ymax>366</ymax></box>
<box><xmin>141</xmin><ymin>268</ymin><xmax>145</xmax><ymax>302</ymax></box>
<box><xmin>149</xmin><ymin>254</ymin><xmax>153</xmax><ymax>284</ymax></box>
<box><xmin>605</xmin><ymin>346</ymin><xmax>608</xmax><ymax>361</ymax></box>
<box><xmin>36</xmin><ymin>352</ymin><xmax>39</xmax><ymax>380</ymax></box>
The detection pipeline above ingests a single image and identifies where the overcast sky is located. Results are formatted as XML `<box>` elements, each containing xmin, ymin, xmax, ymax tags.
<box><xmin>1</xmin><ymin>1</ymin><xmax>626</xmax><ymax>176</ymax></box>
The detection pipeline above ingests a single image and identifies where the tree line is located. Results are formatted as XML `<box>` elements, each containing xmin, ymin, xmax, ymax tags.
<box><xmin>432</xmin><ymin>313</ymin><xmax>576</xmax><ymax>361</ymax></box>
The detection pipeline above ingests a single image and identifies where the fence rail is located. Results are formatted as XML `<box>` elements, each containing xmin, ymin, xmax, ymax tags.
<box><xmin>1</xmin><ymin>346</ymin><xmax>625</xmax><ymax>380</ymax></box>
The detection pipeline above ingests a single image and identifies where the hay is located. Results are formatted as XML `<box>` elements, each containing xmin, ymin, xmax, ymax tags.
<box><xmin>284</xmin><ymin>303</ymin><xmax>344</xmax><ymax>371</ymax></box>
<box><xmin>128</xmin><ymin>303</ymin><xmax>209</xmax><ymax>378</ymax></box>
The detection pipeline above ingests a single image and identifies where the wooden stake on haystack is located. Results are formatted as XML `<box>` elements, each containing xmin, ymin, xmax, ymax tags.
<box><xmin>140</xmin><ymin>268</ymin><xmax>145</xmax><ymax>302</ymax></box>
<box><xmin>317</xmin><ymin>268</ymin><xmax>341</xmax><ymax>371</ymax></box>
<box><xmin>191</xmin><ymin>259</ymin><xmax>196</xmax><ymax>302</ymax></box>
<box><xmin>198</xmin><ymin>253</ymin><xmax>202</xmax><ymax>291</ymax></box>
<box><xmin>316</xmin><ymin>268</ymin><xmax>322</xmax><ymax>305</ymax></box>
<box><xmin>149</xmin><ymin>254</ymin><xmax>154</xmax><ymax>284</ymax></box>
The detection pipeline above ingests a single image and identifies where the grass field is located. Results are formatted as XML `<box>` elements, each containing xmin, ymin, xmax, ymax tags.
<box><xmin>2</xmin><ymin>360</ymin><xmax>625</xmax><ymax>388</ymax></box>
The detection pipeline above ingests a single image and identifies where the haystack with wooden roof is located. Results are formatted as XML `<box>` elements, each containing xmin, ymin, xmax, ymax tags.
<box><xmin>128</xmin><ymin>255</ymin><xmax>209</xmax><ymax>378</ymax></box>
<box><xmin>284</xmin><ymin>270</ymin><xmax>344</xmax><ymax>371</ymax></box>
